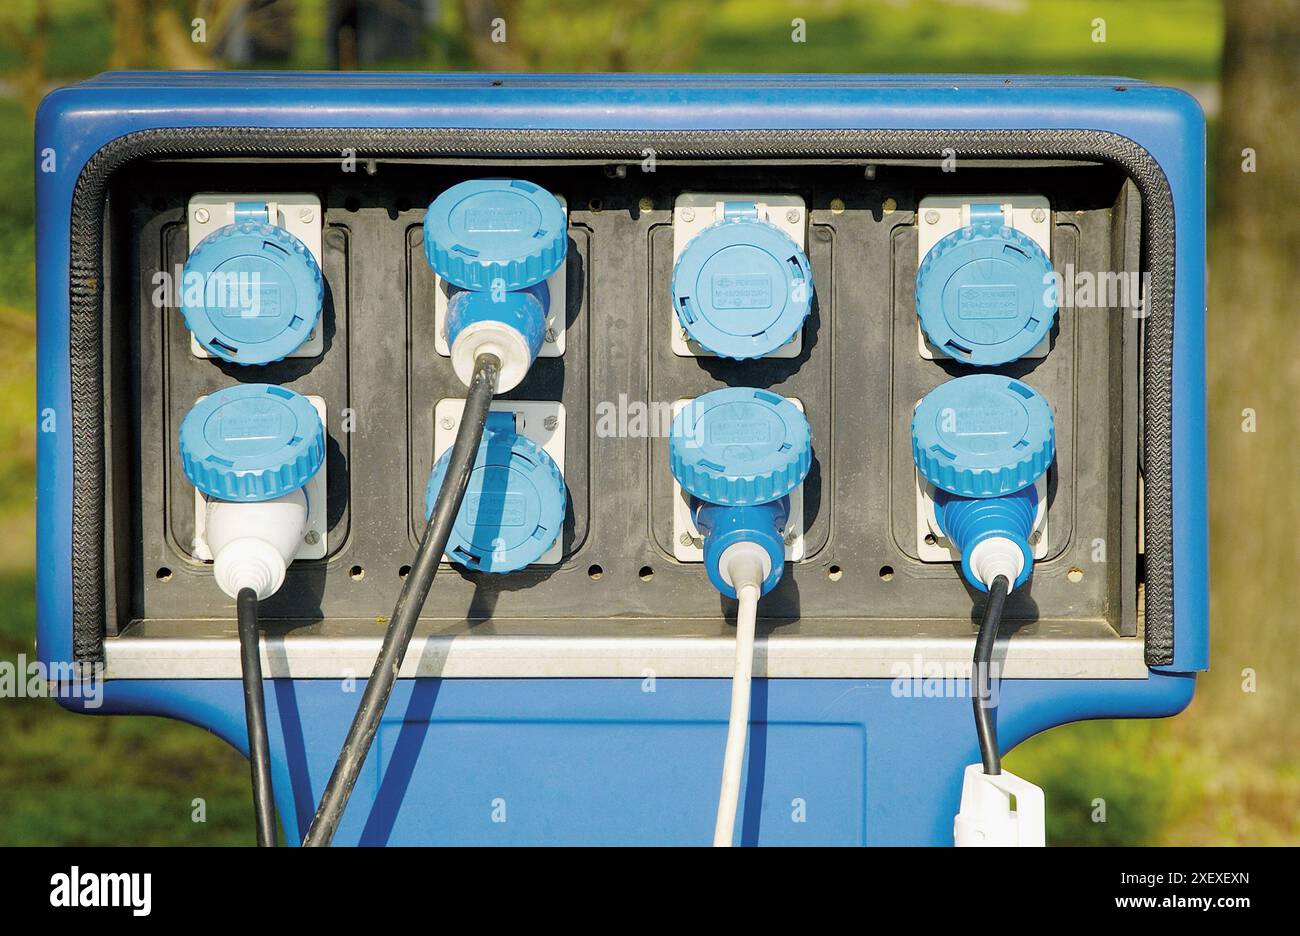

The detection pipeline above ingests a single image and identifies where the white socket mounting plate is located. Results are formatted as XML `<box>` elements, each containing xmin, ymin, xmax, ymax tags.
<box><xmin>914</xmin><ymin>471</ymin><xmax>1049</xmax><ymax>563</ymax></box>
<box><xmin>432</xmin><ymin>399</ymin><xmax>566</xmax><ymax>566</ymax></box>
<box><xmin>916</xmin><ymin>194</ymin><xmax>1052</xmax><ymax>361</ymax></box>
<box><xmin>186</xmin><ymin>193</ymin><xmax>325</xmax><ymax>360</ymax></box>
<box><xmin>671</xmin><ymin>193</ymin><xmax>807</xmax><ymax>359</ymax></box>
<box><xmin>434</xmin><ymin>195</ymin><xmax>568</xmax><ymax>359</ymax></box>
<box><xmin>192</xmin><ymin>395</ymin><xmax>328</xmax><ymax>562</ymax></box>
<box><xmin>670</xmin><ymin>397</ymin><xmax>806</xmax><ymax>563</ymax></box>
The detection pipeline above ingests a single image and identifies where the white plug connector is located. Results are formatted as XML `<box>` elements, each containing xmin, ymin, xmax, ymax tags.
<box><xmin>966</xmin><ymin>536</ymin><xmax>1025</xmax><ymax>592</ymax></box>
<box><xmin>205</xmin><ymin>489</ymin><xmax>309</xmax><ymax>600</ymax></box>
<box><xmin>954</xmin><ymin>763</ymin><xmax>1045</xmax><ymax>846</ymax></box>
<box><xmin>450</xmin><ymin>320</ymin><xmax>535</xmax><ymax>393</ymax></box>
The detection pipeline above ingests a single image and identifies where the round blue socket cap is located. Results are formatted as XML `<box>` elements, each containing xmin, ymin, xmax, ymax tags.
<box><xmin>912</xmin><ymin>374</ymin><xmax>1055</xmax><ymax>498</ymax></box>
<box><xmin>916</xmin><ymin>217</ymin><xmax>1056</xmax><ymax>366</ymax></box>
<box><xmin>425</xmin><ymin>414</ymin><xmax>565</xmax><ymax>573</ymax></box>
<box><xmin>672</xmin><ymin>216</ymin><xmax>813</xmax><ymax>359</ymax></box>
<box><xmin>179</xmin><ymin>384</ymin><xmax>325</xmax><ymax>502</ymax></box>
<box><xmin>424</xmin><ymin>179</ymin><xmax>567</xmax><ymax>291</ymax></box>
<box><xmin>669</xmin><ymin>387</ymin><xmax>812</xmax><ymax>506</ymax></box>
<box><xmin>181</xmin><ymin>222</ymin><xmax>323</xmax><ymax>365</ymax></box>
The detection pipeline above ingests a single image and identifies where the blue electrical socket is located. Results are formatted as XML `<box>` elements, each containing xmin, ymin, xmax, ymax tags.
<box><xmin>916</xmin><ymin>195</ymin><xmax>1054</xmax><ymax>364</ymax></box>
<box><xmin>431</xmin><ymin>399</ymin><xmax>567</xmax><ymax>567</ymax></box>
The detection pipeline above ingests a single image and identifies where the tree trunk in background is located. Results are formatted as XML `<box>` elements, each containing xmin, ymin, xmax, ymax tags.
<box><xmin>1200</xmin><ymin>0</ymin><xmax>1300</xmax><ymax>768</ymax></box>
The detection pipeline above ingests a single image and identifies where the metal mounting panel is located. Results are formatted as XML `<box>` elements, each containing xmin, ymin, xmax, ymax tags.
<box><xmin>107</xmin><ymin>157</ymin><xmax>1141</xmax><ymax>674</ymax></box>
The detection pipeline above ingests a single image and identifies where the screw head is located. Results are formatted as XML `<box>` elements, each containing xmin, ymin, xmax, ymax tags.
<box><xmin>304</xmin><ymin>530</ymin><xmax>320</xmax><ymax>545</ymax></box>
<box><xmin>785</xmin><ymin>208</ymin><xmax>801</xmax><ymax>223</ymax></box>
<box><xmin>1029</xmin><ymin>530</ymin><xmax>1042</xmax><ymax>545</ymax></box>
<box><xmin>439</xmin><ymin>415</ymin><xmax>455</xmax><ymax>430</ymax></box>
<box><xmin>679</xmin><ymin>532</ymin><xmax>694</xmax><ymax>547</ymax></box>
<box><xmin>784</xmin><ymin>530</ymin><xmax>797</xmax><ymax>546</ymax></box>
<box><xmin>194</xmin><ymin>208</ymin><xmax>210</xmax><ymax>224</ymax></box>
<box><xmin>1031</xmin><ymin>207</ymin><xmax>1047</xmax><ymax>224</ymax></box>
<box><xmin>543</xmin><ymin>327</ymin><xmax>558</xmax><ymax>344</ymax></box>
<box><xmin>681</xmin><ymin>207</ymin><xmax>696</xmax><ymax>222</ymax></box>
<box><xmin>829</xmin><ymin>198</ymin><xmax>846</xmax><ymax>214</ymax></box>
<box><xmin>924</xmin><ymin>209</ymin><xmax>940</xmax><ymax>225</ymax></box>
<box><xmin>882</xmin><ymin>197</ymin><xmax>898</xmax><ymax>214</ymax></box>
<box><xmin>638</xmin><ymin>197</ymin><xmax>654</xmax><ymax>212</ymax></box>
<box><xmin>543</xmin><ymin>415</ymin><xmax>558</xmax><ymax>431</ymax></box>
<box><xmin>299</xmin><ymin>207</ymin><xmax>314</xmax><ymax>223</ymax></box>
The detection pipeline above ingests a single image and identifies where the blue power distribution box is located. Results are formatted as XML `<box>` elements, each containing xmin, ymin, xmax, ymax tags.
<box><xmin>35</xmin><ymin>73</ymin><xmax>1207</xmax><ymax>846</ymax></box>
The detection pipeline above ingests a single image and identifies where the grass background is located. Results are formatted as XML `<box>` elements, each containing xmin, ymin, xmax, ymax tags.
<box><xmin>2</xmin><ymin>0</ymin><xmax>1292</xmax><ymax>846</ymax></box>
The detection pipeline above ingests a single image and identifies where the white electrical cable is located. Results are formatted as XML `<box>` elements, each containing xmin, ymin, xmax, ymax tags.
<box><xmin>713</xmin><ymin>546</ymin><xmax>767</xmax><ymax>847</ymax></box>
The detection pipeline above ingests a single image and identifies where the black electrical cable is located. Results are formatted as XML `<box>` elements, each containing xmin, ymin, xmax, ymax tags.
<box><xmin>972</xmin><ymin>574</ymin><xmax>1010</xmax><ymax>776</ymax></box>
<box><xmin>237</xmin><ymin>586</ymin><xmax>277</xmax><ymax>847</ymax></box>
<box><xmin>303</xmin><ymin>353</ymin><xmax>500</xmax><ymax>847</ymax></box>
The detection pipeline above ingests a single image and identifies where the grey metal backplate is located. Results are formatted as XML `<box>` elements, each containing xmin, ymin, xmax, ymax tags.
<box><xmin>110</xmin><ymin>159</ymin><xmax>1139</xmax><ymax>655</ymax></box>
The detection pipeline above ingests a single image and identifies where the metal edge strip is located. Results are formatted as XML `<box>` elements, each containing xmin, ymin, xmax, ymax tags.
<box><xmin>104</xmin><ymin>633</ymin><xmax>1150</xmax><ymax>680</ymax></box>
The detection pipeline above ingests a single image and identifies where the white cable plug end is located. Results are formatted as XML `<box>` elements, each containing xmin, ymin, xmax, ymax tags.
<box><xmin>953</xmin><ymin>763</ymin><xmax>1045</xmax><ymax>847</ymax></box>
<box><xmin>214</xmin><ymin>537</ymin><xmax>287</xmax><ymax>600</ymax></box>
<box><xmin>451</xmin><ymin>321</ymin><xmax>533</xmax><ymax>393</ymax></box>
<box><xmin>967</xmin><ymin>536</ymin><xmax>1024</xmax><ymax>592</ymax></box>
<box><xmin>205</xmin><ymin>489</ymin><xmax>309</xmax><ymax>600</ymax></box>
<box><xmin>717</xmin><ymin>540</ymin><xmax>770</xmax><ymax>596</ymax></box>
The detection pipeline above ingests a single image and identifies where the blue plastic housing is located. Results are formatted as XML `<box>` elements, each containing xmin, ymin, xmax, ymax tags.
<box><xmin>935</xmin><ymin>486</ymin><xmax>1038</xmax><ymax>591</ymax></box>
<box><xmin>693</xmin><ymin>498</ymin><xmax>789</xmax><ymax>598</ymax></box>
<box><xmin>424</xmin><ymin>178</ymin><xmax>567</xmax><ymax>291</ymax></box>
<box><xmin>669</xmin><ymin>387</ymin><xmax>810</xmax><ymax>598</ymax></box>
<box><xmin>445</xmin><ymin>282</ymin><xmax>548</xmax><ymax>361</ymax></box>
<box><xmin>35</xmin><ymin>74</ymin><xmax>1209</xmax><ymax>845</ymax></box>
<box><xmin>669</xmin><ymin>387</ymin><xmax>811</xmax><ymax>505</ymax></box>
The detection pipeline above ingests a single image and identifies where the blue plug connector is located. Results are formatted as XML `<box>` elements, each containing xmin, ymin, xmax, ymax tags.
<box><xmin>669</xmin><ymin>387</ymin><xmax>811</xmax><ymax>599</ymax></box>
<box><xmin>425</xmin><ymin>179</ymin><xmax>566</xmax><ymax>391</ymax></box>
<box><xmin>912</xmin><ymin>374</ymin><xmax>1055</xmax><ymax>592</ymax></box>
